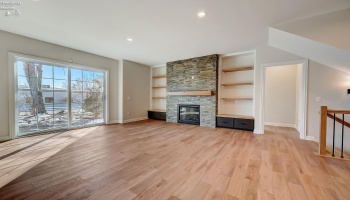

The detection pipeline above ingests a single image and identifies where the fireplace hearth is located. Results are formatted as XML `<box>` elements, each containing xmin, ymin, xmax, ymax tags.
<box><xmin>178</xmin><ymin>105</ymin><xmax>200</xmax><ymax>125</ymax></box>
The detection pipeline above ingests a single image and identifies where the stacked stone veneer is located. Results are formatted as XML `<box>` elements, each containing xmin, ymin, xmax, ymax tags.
<box><xmin>166</xmin><ymin>54</ymin><xmax>218</xmax><ymax>128</ymax></box>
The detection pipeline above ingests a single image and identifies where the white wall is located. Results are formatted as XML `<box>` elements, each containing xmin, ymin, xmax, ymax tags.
<box><xmin>255</xmin><ymin>44</ymin><xmax>350</xmax><ymax>152</ymax></box>
<box><xmin>0</xmin><ymin>30</ymin><xmax>119</xmax><ymax>140</ymax></box>
<box><xmin>122</xmin><ymin>60</ymin><xmax>151</xmax><ymax>122</ymax></box>
<box><xmin>307</xmin><ymin>62</ymin><xmax>350</xmax><ymax>151</ymax></box>
<box><xmin>275</xmin><ymin>8</ymin><xmax>350</xmax><ymax>52</ymax></box>
<box><xmin>264</xmin><ymin>65</ymin><xmax>297</xmax><ymax>127</ymax></box>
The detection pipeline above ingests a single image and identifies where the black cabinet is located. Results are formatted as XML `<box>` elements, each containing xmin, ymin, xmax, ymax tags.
<box><xmin>148</xmin><ymin>110</ymin><xmax>166</xmax><ymax>121</ymax></box>
<box><xmin>217</xmin><ymin>117</ymin><xmax>234</xmax><ymax>128</ymax></box>
<box><xmin>216</xmin><ymin>116</ymin><xmax>254</xmax><ymax>131</ymax></box>
<box><xmin>234</xmin><ymin>118</ymin><xmax>254</xmax><ymax>131</ymax></box>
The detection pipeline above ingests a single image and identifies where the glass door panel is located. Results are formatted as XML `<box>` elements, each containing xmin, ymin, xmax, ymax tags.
<box><xmin>70</xmin><ymin>68</ymin><xmax>105</xmax><ymax>127</ymax></box>
<box><xmin>16</xmin><ymin>60</ymin><xmax>69</xmax><ymax>136</ymax></box>
<box><xmin>15</xmin><ymin>58</ymin><xmax>105</xmax><ymax>137</ymax></box>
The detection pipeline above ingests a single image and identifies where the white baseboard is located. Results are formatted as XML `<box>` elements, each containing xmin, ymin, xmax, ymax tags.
<box><xmin>0</xmin><ymin>135</ymin><xmax>10</xmax><ymax>142</ymax></box>
<box><xmin>264</xmin><ymin>122</ymin><xmax>296</xmax><ymax>128</ymax></box>
<box><xmin>122</xmin><ymin>117</ymin><xmax>148</xmax><ymax>124</ymax></box>
<box><xmin>305</xmin><ymin>136</ymin><xmax>318</xmax><ymax>142</ymax></box>
<box><xmin>253</xmin><ymin>129</ymin><xmax>262</xmax><ymax>134</ymax></box>
<box><xmin>108</xmin><ymin>120</ymin><xmax>122</xmax><ymax>124</ymax></box>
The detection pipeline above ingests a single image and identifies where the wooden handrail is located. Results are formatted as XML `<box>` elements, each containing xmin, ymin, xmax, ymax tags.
<box><xmin>327</xmin><ymin>113</ymin><xmax>350</xmax><ymax>129</ymax></box>
<box><xmin>319</xmin><ymin>106</ymin><xmax>350</xmax><ymax>157</ymax></box>
<box><xmin>327</xmin><ymin>110</ymin><xmax>350</xmax><ymax>114</ymax></box>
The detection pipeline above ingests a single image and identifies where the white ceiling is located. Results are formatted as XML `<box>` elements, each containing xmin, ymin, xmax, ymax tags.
<box><xmin>1</xmin><ymin>0</ymin><xmax>350</xmax><ymax>66</ymax></box>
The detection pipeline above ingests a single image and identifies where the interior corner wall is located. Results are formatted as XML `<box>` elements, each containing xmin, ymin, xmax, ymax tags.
<box><xmin>264</xmin><ymin>65</ymin><xmax>297</xmax><ymax>127</ymax></box>
<box><xmin>122</xmin><ymin>60</ymin><xmax>151</xmax><ymax>122</ymax></box>
<box><xmin>118</xmin><ymin>60</ymin><xmax>124</xmax><ymax>123</ymax></box>
<box><xmin>0</xmin><ymin>30</ymin><xmax>119</xmax><ymax>139</ymax></box>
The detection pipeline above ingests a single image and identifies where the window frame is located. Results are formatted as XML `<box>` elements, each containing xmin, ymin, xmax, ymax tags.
<box><xmin>8</xmin><ymin>52</ymin><xmax>109</xmax><ymax>138</ymax></box>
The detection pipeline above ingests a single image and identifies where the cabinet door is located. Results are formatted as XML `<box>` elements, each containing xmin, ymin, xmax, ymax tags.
<box><xmin>148</xmin><ymin>111</ymin><xmax>166</xmax><ymax>120</ymax></box>
<box><xmin>234</xmin><ymin>119</ymin><xmax>254</xmax><ymax>131</ymax></box>
<box><xmin>157</xmin><ymin>112</ymin><xmax>166</xmax><ymax>120</ymax></box>
<box><xmin>148</xmin><ymin>111</ymin><xmax>157</xmax><ymax>119</ymax></box>
<box><xmin>217</xmin><ymin>117</ymin><xmax>234</xmax><ymax>128</ymax></box>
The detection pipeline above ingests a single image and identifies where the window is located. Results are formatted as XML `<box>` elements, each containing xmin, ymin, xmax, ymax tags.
<box><xmin>14</xmin><ymin>55</ymin><xmax>106</xmax><ymax>136</ymax></box>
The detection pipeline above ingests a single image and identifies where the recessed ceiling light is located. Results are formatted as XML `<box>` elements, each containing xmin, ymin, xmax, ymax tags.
<box><xmin>197</xmin><ymin>11</ymin><xmax>206</xmax><ymax>18</ymax></box>
<box><xmin>127</xmin><ymin>38</ymin><xmax>133</xmax><ymax>42</ymax></box>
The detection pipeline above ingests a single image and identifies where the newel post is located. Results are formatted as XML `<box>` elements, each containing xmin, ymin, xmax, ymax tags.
<box><xmin>319</xmin><ymin>106</ymin><xmax>328</xmax><ymax>155</ymax></box>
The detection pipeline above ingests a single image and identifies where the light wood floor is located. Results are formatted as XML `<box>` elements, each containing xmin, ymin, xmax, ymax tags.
<box><xmin>0</xmin><ymin>120</ymin><xmax>349</xmax><ymax>200</ymax></box>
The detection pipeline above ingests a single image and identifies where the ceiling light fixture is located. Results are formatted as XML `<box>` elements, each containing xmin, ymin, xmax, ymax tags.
<box><xmin>127</xmin><ymin>38</ymin><xmax>133</xmax><ymax>42</ymax></box>
<box><xmin>197</xmin><ymin>11</ymin><xmax>206</xmax><ymax>18</ymax></box>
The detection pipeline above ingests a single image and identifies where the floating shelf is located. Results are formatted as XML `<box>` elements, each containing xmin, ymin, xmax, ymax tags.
<box><xmin>221</xmin><ymin>97</ymin><xmax>253</xmax><ymax>101</ymax></box>
<box><xmin>222</xmin><ymin>82</ymin><xmax>253</xmax><ymax>87</ymax></box>
<box><xmin>153</xmin><ymin>97</ymin><xmax>166</xmax><ymax>99</ymax></box>
<box><xmin>152</xmin><ymin>75</ymin><xmax>166</xmax><ymax>78</ymax></box>
<box><xmin>168</xmin><ymin>90</ymin><xmax>215</xmax><ymax>96</ymax></box>
<box><xmin>148</xmin><ymin>109</ymin><xmax>166</xmax><ymax>112</ymax></box>
<box><xmin>222</xmin><ymin>66</ymin><xmax>253</xmax><ymax>73</ymax></box>
<box><xmin>217</xmin><ymin>114</ymin><xmax>254</xmax><ymax>120</ymax></box>
<box><xmin>152</xmin><ymin>86</ymin><xmax>167</xmax><ymax>88</ymax></box>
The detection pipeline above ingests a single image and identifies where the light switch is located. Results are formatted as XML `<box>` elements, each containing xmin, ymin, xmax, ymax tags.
<box><xmin>316</xmin><ymin>97</ymin><xmax>322</xmax><ymax>102</ymax></box>
<box><xmin>127</xmin><ymin>96</ymin><xmax>131</xmax><ymax>100</ymax></box>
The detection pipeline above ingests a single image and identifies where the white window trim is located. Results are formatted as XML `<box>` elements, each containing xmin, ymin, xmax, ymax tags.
<box><xmin>8</xmin><ymin>52</ymin><xmax>110</xmax><ymax>139</ymax></box>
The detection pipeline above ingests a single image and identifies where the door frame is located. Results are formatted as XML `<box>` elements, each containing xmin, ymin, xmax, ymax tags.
<box><xmin>8</xmin><ymin>52</ymin><xmax>109</xmax><ymax>139</ymax></box>
<box><xmin>260</xmin><ymin>59</ymin><xmax>308</xmax><ymax>139</ymax></box>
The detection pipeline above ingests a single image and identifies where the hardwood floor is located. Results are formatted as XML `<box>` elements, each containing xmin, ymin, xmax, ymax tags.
<box><xmin>0</xmin><ymin>127</ymin><xmax>99</xmax><ymax>189</ymax></box>
<box><xmin>0</xmin><ymin>120</ymin><xmax>349</xmax><ymax>200</ymax></box>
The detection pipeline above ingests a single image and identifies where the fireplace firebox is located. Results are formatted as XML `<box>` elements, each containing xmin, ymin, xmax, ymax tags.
<box><xmin>178</xmin><ymin>105</ymin><xmax>200</xmax><ymax>125</ymax></box>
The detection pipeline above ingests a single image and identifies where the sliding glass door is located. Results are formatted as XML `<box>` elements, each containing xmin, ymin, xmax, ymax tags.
<box><xmin>15</xmin><ymin>57</ymin><xmax>106</xmax><ymax>136</ymax></box>
<box><xmin>70</xmin><ymin>69</ymin><xmax>105</xmax><ymax>127</ymax></box>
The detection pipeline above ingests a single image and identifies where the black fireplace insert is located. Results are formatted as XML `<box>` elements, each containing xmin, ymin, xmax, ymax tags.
<box><xmin>178</xmin><ymin>105</ymin><xmax>200</xmax><ymax>125</ymax></box>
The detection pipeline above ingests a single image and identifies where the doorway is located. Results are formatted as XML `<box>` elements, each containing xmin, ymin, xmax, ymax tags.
<box><xmin>13</xmin><ymin>54</ymin><xmax>107</xmax><ymax>137</ymax></box>
<box><xmin>261</xmin><ymin>60</ymin><xmax>308</xmax><ymax>139</ymax></box>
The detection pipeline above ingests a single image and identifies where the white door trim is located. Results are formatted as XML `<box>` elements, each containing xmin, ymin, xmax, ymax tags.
<box><xmin>260</xmin><ymin>59</ymin><xmax>308</xmax><ymax>139</ymax></box>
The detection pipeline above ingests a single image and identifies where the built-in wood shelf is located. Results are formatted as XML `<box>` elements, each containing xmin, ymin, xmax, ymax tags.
<box><xmin>152</xmin><ymin>75</ymin><xmax>166</xmax><ymax>78</ymax></box>
<box><xmin>221</xmin><ymin>97</ymin><xmax>253</xmax><ymax>101</ymax></box>
<box><xmin>153</xmin><ymin>97</ymin><xmax>166</xmax><ymax>99</ymax></box>
<box><xmin>152</xmin><ymin>86</ymin><xmax>167</xmax><ymax>88</ymax></box>
<box><xmin>148</xmin><ymin>109</ymin><xmax>166</xmax><ymax>112</ymax></box>
<box><xmin>222</xmin><ymin>66</ymin><xmax>253</xmax><ymax>73</ymax></box>
<box><xmin>168</xmin><ymin>90</ymin><xmax>215</xmax><ymax>96</ymax></box>
<box><xmin>217</xmin><ymin>114</ymin><xmax>254</xmax><ymax>120</ymax></box>
<box><xmin>222</xmin><ymin>82</ymin><xmax>253</xmax><ymax>87</ymax></box>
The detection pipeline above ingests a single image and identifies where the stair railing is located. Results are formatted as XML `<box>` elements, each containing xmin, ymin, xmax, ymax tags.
<box><xmin>319</xmin><ymin>106</ymin><xmax>350</xmax><ymax>159</ymax></box>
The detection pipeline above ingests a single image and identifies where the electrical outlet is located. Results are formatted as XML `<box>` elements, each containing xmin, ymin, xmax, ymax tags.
<box><xmin>316</xmin><ymin>97</ymin><xmax>322</xmax><ymax>102</ymax></box>
<box><xmin>127</xmin><ymin>112</ymin><xmax>130</xmax><ymax>115</ymax></box>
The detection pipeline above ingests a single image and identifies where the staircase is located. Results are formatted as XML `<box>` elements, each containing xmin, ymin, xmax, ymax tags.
<box><xmin>319</xmin><ymin>106</ymin><xmax>350</xmax><ymax>160</ymax></box>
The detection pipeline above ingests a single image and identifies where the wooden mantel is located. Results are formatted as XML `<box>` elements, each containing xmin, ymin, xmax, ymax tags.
<box><xmin>168</xmin><ymin>90</ymin><xmax>215</xmax><ymax>96</ymax></box>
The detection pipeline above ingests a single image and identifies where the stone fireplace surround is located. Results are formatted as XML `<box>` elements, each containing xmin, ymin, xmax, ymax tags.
<box><xmin>166</xmin><ymin>54</ymin><xmax>218</xmax><ymax>128</ymax></box>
